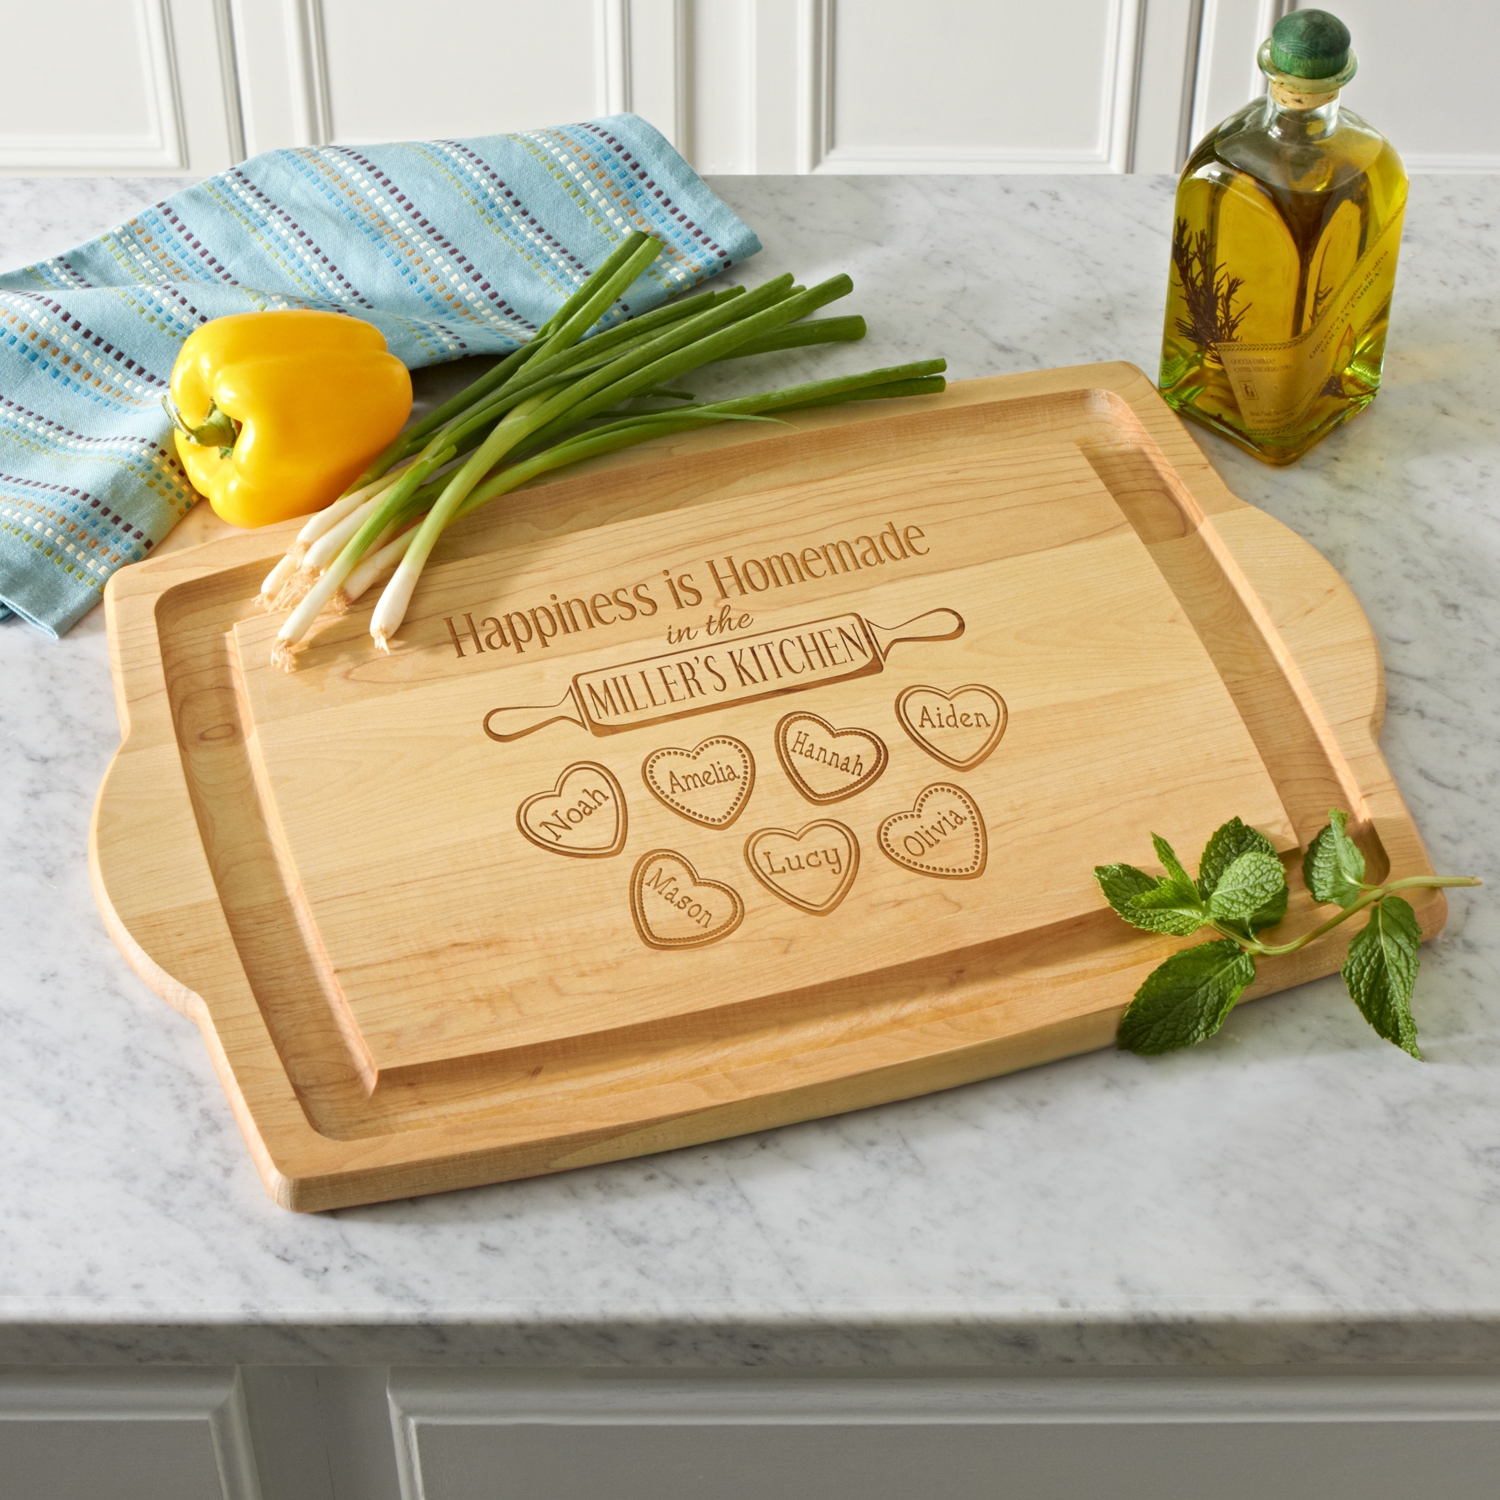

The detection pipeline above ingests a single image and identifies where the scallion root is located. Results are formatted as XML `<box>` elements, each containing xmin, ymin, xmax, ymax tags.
<box><xmin>258</xmin><ymin>546</ymin><xmax>304</xmax><ymax>610</ymax></box>
<box><xmin>273</xmin><ymin>565</ymin><xmax>316</xmax><ymax>611</ymax></box>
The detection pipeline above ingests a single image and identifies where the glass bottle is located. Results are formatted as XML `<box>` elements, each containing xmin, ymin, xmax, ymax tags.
<box><xmin>1158</xmin><ymin>9</ymin><xmax>1407</xmax><ymax>465</ymax></box>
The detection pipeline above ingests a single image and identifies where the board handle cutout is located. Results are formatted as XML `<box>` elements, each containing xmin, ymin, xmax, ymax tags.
<box><xmin>483</xmin><ymin>692</ymin><xmax>584</xmax><ymax>742</ymax></box>
<box><xmin>866</xmin><ymin>608</ymin><xmax>965</xmax><ymax>662</ymax></box>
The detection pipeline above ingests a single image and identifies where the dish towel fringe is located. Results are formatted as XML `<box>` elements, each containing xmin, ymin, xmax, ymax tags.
<box><xmin>0</xmin><ymin>115</ymin><xmax>759</xmax><ymax>635</ymax></box>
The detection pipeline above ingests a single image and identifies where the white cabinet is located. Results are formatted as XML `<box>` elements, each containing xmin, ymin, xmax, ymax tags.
<box><xmin>0</xmin><ymin>1369</ymin><xmax>260</xmax><ymax>1500</ymax></box>
<box><xmin>2</xmin><ymin>1365</ymin><xmax>1498</xmax><ymax>1497</ymax></box>
<box><xmin>0</xmin><ymin>1</ymin><xmax>1492</xmax><ymax>179</ymax></box>
<box><xmin>387</xmin><ymin>1371</ymin><xmax>1500</xmax><ymax>1500</ymax></box>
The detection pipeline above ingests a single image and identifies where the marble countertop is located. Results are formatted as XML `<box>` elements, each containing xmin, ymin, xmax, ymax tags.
<box><xmin>2</xmin><ymin>173</ymin><xmax>1497</xmax><ymax>1370</ymax></box>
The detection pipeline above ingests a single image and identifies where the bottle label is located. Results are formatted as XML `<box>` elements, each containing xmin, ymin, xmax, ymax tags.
<box><xmin>1215</xmin><ymin>204</ymin><xmax>1404</xmax><ymax>436</ymax></box>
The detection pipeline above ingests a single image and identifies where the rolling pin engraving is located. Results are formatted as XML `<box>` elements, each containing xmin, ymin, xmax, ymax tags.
<box><xmin>483</xmin><ymin>608</ymin><xmax>964</xmax><ymax>743</ymax></box>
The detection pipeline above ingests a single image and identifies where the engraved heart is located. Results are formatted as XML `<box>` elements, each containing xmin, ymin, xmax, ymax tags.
<box><xmin>641</xmin><ymin>735</ymin><xmax>755</xmax><ymax>828</ymax></box>
<box><xmin>774</xmin><ymin>712</ymin><xmax>888</xmax><ymax>805</ymax></box>
<box><xmin>629</xmin><ymin>850</ymin><xmax>745</xmax><ymax>949</ymax></box>
<box><xmin>516</xmin><ymin>762</ymin><xmax>627</xmax><ymax>859</ymax></box>
<box><xmin>744</xmin><ymin>820</ymin><xmax>860</xmax><ymax>916</ymax></box>
<box><xmin>877</xmin><ymin>782</ymin><xmax>987</xmax><ymax>880</ymax></box>
<box><xmin>895</xmin><ymin>683</ymin><xmax>1007</xmax><ymax>770</ymax></box>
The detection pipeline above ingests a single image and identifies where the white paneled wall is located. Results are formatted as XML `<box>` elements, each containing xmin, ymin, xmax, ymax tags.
<box><xmin>0</xmin><ymin>0</ymin><xmax>238</xmax><ymax>172</ymax></box>
<box><xmin>827</xmin><ymin>0</ymin><xmax>1141</xmax><ymax>171</ymax></box>
<box><xmin>0</xmin><ymin>0</ymin><xmax>1494</xmax><ymax>176</ymax></box>
<box><xmin>1303</xmin><ymin>0</ymin><xmax>1500</xmax><ymax>170</ymax></box>
<box><xmin>1190</xmin><ymin>0</ymin><xmax>1288</xmax><ymax>156</ymax></box>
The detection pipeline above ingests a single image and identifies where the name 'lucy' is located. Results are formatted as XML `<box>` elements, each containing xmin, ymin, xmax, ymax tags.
<box><xmin>757</xmin><ymin>843</ymin><xmax>843</xmax><ymax>878</ymax></box>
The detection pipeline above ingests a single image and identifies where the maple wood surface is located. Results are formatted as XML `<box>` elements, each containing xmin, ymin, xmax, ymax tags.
<box><xmin>91</xmin><ymin>364</ymin><xmax>1440</xmax><ymax>1211</ymax></box>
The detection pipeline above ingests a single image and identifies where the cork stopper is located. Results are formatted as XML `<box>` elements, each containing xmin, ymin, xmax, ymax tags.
<box><xmin>1258</xmin><ymin>9</ymin><xmax>1357</xmax><ymax>108</ymax></box>
<box><xmin>1270</xmin><ymin>10</ymin><xmax>1351</xmax><ymax>80</ymax></box>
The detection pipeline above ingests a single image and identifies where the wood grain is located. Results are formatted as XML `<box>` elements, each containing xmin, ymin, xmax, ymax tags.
<box><xmin>91</xmin><ymin>364</ymin><xmax>1444</xmax><ymax>1211</ymax></box>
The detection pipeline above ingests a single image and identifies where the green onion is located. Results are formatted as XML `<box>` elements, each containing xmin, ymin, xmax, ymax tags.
<box><xmin>269</xmin><ymin>237</ymin><xmax>947</xmax><ymax>667</ymax></box>
<box><xmin>352</xmin><ymin>231</ymin><xmax>664</xmax><ymax>484</ymax></box>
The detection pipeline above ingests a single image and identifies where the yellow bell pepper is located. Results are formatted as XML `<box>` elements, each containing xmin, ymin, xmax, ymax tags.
<box><xmin>166</xmin><ymin>310</ymin><xmax>412</xmax><ymax>529</ymax></box>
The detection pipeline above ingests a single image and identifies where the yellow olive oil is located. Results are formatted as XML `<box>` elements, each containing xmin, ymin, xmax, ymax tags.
<box><xmin>1159</xmin><ymin>10</ymin><xmax>1407</xmax><ymax>464</ymax></box>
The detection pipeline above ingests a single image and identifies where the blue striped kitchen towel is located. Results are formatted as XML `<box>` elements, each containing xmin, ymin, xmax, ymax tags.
<box><xmin>0</xmin><ymin>114</ymin><xmax>759</xmax><ymax>636</ymax></box>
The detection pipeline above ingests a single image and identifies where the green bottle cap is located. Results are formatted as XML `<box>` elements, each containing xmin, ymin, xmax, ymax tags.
<box><xmin>1270</xmin><ymin>9</ymin><xmax>1351</xmax><ymax>80</ymax></box>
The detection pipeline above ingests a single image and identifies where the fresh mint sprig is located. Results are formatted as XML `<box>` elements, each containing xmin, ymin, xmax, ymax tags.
<box><xmin>1096</xmin><ymin>812</ymin><xmax>1480</xmax><ymax>1059</ymax></box>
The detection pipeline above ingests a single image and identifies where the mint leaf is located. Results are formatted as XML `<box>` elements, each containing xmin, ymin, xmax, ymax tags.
<box><xmin>1110</xmin><ymin>833</ymin><xmax>1211</xmax><ymax>936</ymax></box>
<box><xmin>1152</xmin><ymin>832</ymin><xmax>1197</xmax><ymax>897</ymax></box>
<box><xmin>1342</xmin><ymin>896</ymin><xmax>1423</xmax><ymax>1059</ymax></box>
<box><xmin>1304</xmin><ymin>808</ymin><xmax>1366</xmax><ymax>909</ymax></box>
<box><xmin>1197</xmin><ymin>817</ymin><xmax>1287</xmax><ymax>933</ymax></box>
<box><xmin>1123</xmin><ymin>884</ymin><xmax>1210</xmax><ymax>936</ymax></box>
<box><xmin>1207</xmin><ymin>849</ymin><xmax>1288</xmax><ymax>925</ymax></box>
<box><xmin>1244</xmin><ymin>880</ymin><xmax>1289</xmax><ymax>935</ymax></box>
<box><xmin>1095</xmin><ymin>838</ymin><xmax>1209</xmax><ymax>936</ymax></box>
<box><xmin>1197</xmin><ymin>817</ymin><xmax>1277</xmax><ymax>899</ymax></box>
<box><xmin>1095</xmin><ymin>863</ymin><xmax>1159</xmax><ymax>924</ymax></box>
<box><xmin>1117</xmin><ymin>939</ymin><xmax>1258</xmax><ymax>1054</ymax></box>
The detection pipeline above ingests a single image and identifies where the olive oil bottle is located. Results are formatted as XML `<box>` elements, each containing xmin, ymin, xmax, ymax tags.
<box><xmin>1158</xmin><ymin>9</ymin><xmax>1406</xmax><ymax>464</ymax></box>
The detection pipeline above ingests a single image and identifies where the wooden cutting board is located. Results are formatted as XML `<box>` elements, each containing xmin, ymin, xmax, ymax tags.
<box><xmin>91</xmin><ymin>363</ymin><xmax>1443</xmax><ymax>1211</ymax></box>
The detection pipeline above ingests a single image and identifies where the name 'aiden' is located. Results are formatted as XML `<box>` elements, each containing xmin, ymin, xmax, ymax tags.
<box><xmin>918</xmin><ymin>704</ymin><xmax>993</xmax><ymax>729</ymax></box>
